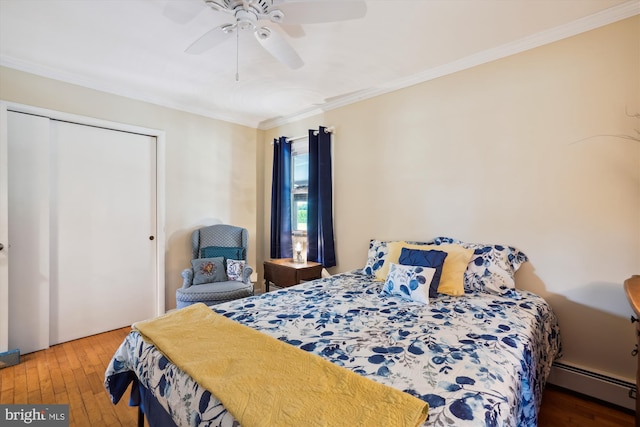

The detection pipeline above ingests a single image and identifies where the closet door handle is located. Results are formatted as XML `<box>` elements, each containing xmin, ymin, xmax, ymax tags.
<box><xmin>0</xmin><ymin>243</ymin><xmax>4</xmax><ymax>251</ymax></box>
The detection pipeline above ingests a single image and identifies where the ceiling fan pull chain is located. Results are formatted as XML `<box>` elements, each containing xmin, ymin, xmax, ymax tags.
<box><xmin>235</xmin><ymin>26</ymin><xmax>240</xmax><ymax>82</ymax></box>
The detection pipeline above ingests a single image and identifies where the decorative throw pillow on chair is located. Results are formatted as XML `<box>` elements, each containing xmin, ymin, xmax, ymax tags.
<box><xmin>226</xmin><ymin>259</ymin><xmax>245</xmax><ymax>282</ymax></box>
<box><xmin>200</xmin><ymin>246</ymin><xmax>245</xmax><ymax>260</ymax></box>
<box><xmin>191</xmin><ymin>257</ymin><xmax>227</xmax><ymax>285</ymax></box>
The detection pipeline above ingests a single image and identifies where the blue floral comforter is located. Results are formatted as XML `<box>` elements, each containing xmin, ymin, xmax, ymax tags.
<box><xmin>105</xmin><ymin>270</ymin><xmax>561</xmax><ymax>427</ymax></box>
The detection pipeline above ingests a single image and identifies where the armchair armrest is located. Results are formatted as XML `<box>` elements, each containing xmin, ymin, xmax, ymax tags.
<box><xmin>181</xmin><ymin>268</ymin><xmax>194</xmax><ymax>289</ymax></box>
<box><xmin>242</xmin><ymin>264</ymin><xmax>254</xmax><ymax>284</ymax></box>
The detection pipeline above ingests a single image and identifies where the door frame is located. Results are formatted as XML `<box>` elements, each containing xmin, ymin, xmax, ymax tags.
<box><xmin>0</xmin><ymin>105</ymin><xmax>8</xmax><ymax>352</ymax></box>
<box><xmin>0</xmin><ymin>101</ymin><xmax>166</xmax><ymax>352</ymax></box>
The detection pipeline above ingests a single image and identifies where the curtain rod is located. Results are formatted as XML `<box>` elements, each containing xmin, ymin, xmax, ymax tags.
<box><xmin>287</xmin><ymin>126</ymin><xmax>334</xmax><ymax>142</ymax></box>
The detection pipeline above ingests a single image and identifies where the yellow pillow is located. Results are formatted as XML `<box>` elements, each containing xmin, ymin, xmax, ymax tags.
<box><xmin>375</xmin><ymin>241</ymin><xmax>473</xmax><ymax>296</ymax></box>
<box><xmin>374</xmin><ymin>241</ymin><xmax>429</xmax><ymax>281</ymax></box>
<box><xmin>428</xmin><ymin>244</ymin><xmax>474</xmax><ymax>296</ymax></box>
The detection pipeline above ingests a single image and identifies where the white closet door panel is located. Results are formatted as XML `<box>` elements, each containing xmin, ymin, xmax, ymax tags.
<box><xmin>50</xmin><ymin>121</ymin><xmax>156</xmax><ymax>344</ymax></box>
<box><xmin>7</xmin><ymin>112</ymin><xmax>51</xmax><ymax>354</ymax></box>
<box><xmin>0</xmin><ymin>107</ymin><xmax>6</xmax><ymax>352</ymax></box>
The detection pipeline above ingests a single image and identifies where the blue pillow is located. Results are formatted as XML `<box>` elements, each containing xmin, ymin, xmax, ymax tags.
<box><xmin>399</xmin><ymin>248</ymin><xmax>448</xmax><ymax>298</ymax></box>
<box><xmin>200</xmin><ymin>246</ymin><xmax>245</xmax><ymax>260</ymax></box>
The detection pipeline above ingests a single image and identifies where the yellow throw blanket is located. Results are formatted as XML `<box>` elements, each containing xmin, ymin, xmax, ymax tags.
<box><xmin>133</xmin><ymin>303</ymin><xmax>429</xmax><ymax>427</ymax></box>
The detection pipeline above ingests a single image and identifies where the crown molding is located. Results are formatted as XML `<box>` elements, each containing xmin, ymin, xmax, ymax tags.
<box><xmin>0</xmin><ymin>56</ymin><xmax>259</xmax><ymax>129</ymax></box>
<box><xmin>2</xmin><ymin>1</ymin><xmax>637</xmax><ymax>131</ymax></box>
<box><xmin>258</xmin><ymin>0</ymin><xmax>640</xmax><ymax>130</ymax></box>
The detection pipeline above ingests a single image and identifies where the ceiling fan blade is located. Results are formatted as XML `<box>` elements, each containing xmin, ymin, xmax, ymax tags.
<box><xmin>278</xmin><ymin>23</ymin><xmax>306</xmax><ymax>38</ymax></box>
<box><xmin>276</xmin><ymin>1</ymin><xmax>367</xmax><ymax>24</ymax></box>
<box><xmin>186</xmin><ymin>25</ymin><xmax>235</xmax><ymax>54</ymax></box>
<box><xmin>162</xmin><ymin>0</ymin><xmax>203</xmax><ymax>25</ymax></box>
<box><xmin>254</xmin><ymin>27</ymin><xmax>303</xmax><ymax>69</ymax></box>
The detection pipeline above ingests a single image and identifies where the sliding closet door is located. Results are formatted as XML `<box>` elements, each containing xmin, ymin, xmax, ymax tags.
<box><xmin>49</xmin><ymin>121</ymin><xmax>157</xmax><ymax>345</ymax></box>
<box><xmin>6</xmin><ymin>110</ymin><xmax>159</xmax><ymax>353</ymax></box>
<box><xmin>7</xmin><ymin>112</ymin><xmax>51</xmax><ymax>354</ymax></box>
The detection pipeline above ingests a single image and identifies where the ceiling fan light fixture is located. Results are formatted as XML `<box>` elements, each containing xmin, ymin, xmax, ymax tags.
<box><xmin>268</xmin><ymin>9</ymin><xmax>284</xmax><ymax>23</ymax></box>
<box><xmin>182</xmin><ymin>0</ymin><xmax>366</xmax><ymax>72</ymax></box>
<box><xmin>235</xmin><ymin>9</ymin><xmax>258</xmax><ymax>31</ymax></box>
<box><xmin>255</xmin><ymin>27</ymin><xmax>270</xmax><ymax>40</ymax></box>
<box><xmin>221</xmin><ymin>24</ymin><xmax>236</xmax><ymax>34</ymax></box>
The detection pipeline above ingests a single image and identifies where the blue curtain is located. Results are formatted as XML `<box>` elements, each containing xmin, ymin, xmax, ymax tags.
<box><xmin>307</xmin><ymin>126</ymin><xmax>336</xmax><ymax>267</ymax></box>
<box><xmin>270</xmin><ymin>137</ymin><xmax>292</xmax><ymax>259</ymax></box>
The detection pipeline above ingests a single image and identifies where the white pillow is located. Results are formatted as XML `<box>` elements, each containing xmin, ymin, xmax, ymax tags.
<box><xmin>226</xmin><ymin>259</ymin><xmax>245</xmax><ymax>282</ymax></box>
<box><xmin>380</xmin><ymin>263</ymin><xmax>436</xmax><ymax>305</ymax></box>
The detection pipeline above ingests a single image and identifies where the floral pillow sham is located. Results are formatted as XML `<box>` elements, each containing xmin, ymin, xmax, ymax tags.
<box><xmin>362</xmin><ymin>239</ymin><xmax>390</xmax><ymax>276</ymax></box>
<box><xmin>362</xmin><ymin>236</ymin><xmax>529</xmax><ymax>298</ymax></box>
<box><xmin>427</xmin><ymin>236</ymin><xmax>529</xmax><ymax>296</ymax></box>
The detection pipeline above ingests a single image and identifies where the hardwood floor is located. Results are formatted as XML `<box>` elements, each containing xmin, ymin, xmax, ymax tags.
<box><xmin>538</xmin><ymin>385</ymin><xmax>634</xmax><ymax>427</ymax></box>
<box><xmin>0</xmin><ymin>327</ymin><xmax>635</xmax><ymax>426</ymax></box>
<box><xmin>0</xmin><ymin>327</ymin><xmax>144</xmax><ymax>426</ymax></box>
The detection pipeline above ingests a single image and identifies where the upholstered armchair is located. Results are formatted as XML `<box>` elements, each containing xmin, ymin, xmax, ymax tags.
<box><xmin>176</xmin><ymin>224</ymin><xmax>254</xmax><ymax>309</ymax></box>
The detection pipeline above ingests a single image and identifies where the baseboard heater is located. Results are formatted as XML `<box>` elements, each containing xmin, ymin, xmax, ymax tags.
<box><xmin>547</xmin><ymin>362</ymin><xmax>636</xmax><ymax>410</ymax></box>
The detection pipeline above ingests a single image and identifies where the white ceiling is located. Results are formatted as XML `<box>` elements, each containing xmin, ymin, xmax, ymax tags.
<box><xmin>0</xmin><ymin>0</ymin><xmax>638</xmax><ymax>129</ymax></box>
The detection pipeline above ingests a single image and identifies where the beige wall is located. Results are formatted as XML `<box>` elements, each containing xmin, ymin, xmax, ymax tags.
<box><xmin>260</xmin><ymin>17</ymin><xmax>640</xmax><ymax>381</ymax></box>
<box><xmin>1</xmin><ymin>13</ymin><xmax>637</xmax><ymax>388</ymax></box>
<box><xmin>0</xmin><ymin>66</ymin><xmax>259</xmax><ymax>311</ymax></box>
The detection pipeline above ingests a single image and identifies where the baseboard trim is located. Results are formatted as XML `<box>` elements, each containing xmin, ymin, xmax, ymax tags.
<box><xmin>547</xmin><ymin>361</ymin><xmax>636</xmax><ymax>410</ymax></box>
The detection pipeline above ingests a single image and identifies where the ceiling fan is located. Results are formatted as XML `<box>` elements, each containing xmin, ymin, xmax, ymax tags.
<box><xmin>165</xmin><ymin>0</ymin><xmax>367</xmax><ymax>73</ymax></box>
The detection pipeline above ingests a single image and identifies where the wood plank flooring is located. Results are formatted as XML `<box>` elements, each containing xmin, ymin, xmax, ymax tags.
<box><xmin>0</xmin><ymin>327</ymin><xmax>143</xmax><ymax>426</ymax></box>
<box><xmin>0</xmin><ymin>327</ymin><xmax>635</xmax><ymax>426</ymax></box>
<box><xmin>538</xmin><ymin>385</ymin><xmax>634</xmax><ymax>427</ymax></box>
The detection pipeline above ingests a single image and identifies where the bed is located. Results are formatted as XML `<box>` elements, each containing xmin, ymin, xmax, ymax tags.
<box><xmin>105</xmin><ymin>237</ymin><xmax>561</xmax><ymax>427</ymax></box>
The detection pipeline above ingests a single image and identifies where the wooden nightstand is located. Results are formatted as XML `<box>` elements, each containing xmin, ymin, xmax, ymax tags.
<box><xmin>624</xmin><ymin>275</ymin><xmax>640</xmax><ymax>427</ymax></box>
<box><xmin>263</xmin><ymin>259</ymin><xmax>323</xmax><ymax>292</ymax></box>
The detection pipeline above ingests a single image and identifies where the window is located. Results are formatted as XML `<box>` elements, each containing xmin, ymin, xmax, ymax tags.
<box><xmin>291</xmin><ymin>140</ymin><xmax>308</xmax><ymax>233</ymax></box>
